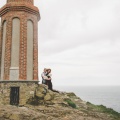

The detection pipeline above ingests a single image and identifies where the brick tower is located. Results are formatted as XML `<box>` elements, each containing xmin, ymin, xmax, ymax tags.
<box><xmin>0</xmin><ymin>0</ymin><xmax>40</xmax><ymax>105</ymax></box>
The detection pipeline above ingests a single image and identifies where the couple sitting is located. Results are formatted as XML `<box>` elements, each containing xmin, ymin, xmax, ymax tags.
<box><xmin>41</xmin><ymin>68</ymin><xmax>59</xmax><ymax>93</ymax></box>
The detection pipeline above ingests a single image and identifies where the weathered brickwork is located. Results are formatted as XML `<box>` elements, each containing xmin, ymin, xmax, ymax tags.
<box><xmin>19</xmin><ymin>13</ymin><xmax>27</xmax><ymax>80</ymax></box>
<box><xmin>4</xmin><ymin>17</ymin><xmax>12</xmax><ymax>80</ymax></box>
<box><xmin>0</xmin><ymin>2</ymin><xmax>39</xmax><ymax>19</ymax></box>
<box><xmin>0</xmin><ymin>0</ymin><xmax>40</xmax><ymax>80</ymax></box>
<box><xmin>7</xmin><ymin>0</ymin><xmax>34</xmax><ymax>4</ymax></box>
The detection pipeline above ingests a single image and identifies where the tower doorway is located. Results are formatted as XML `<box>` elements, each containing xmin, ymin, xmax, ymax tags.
<box><xmin>10</xmin><ymin>87</ymin><xmax>19</xmax><ymax>105</ymax></box>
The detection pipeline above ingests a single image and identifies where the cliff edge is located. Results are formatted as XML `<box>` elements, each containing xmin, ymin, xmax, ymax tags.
<box><xmin>0</xmin><ymin>84</ymin><xmax>120</xmax><ymax>120</ymax></box>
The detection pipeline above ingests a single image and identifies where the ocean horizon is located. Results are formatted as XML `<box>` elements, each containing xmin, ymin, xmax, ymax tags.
<box><xmin>54</xmin><ymin>86</ymin><xmax>120</xmax><ymax>113</ymax></box>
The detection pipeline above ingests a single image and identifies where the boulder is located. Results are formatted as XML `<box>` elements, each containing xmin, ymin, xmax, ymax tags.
<box><xmin>35</xmin><ymin>84</ymin><xmax>47</xmax><ymax>99</ymax></box>
<box><xmin>44</xmin><ymin>93</ymin><xmax>52</xmax><ymax>101</ymax></box>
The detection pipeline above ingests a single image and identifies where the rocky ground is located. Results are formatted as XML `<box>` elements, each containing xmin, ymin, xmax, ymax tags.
<box><xmin>0</xmin><ymin>84</ymin><xmax>120</xmax><ymax>120</ymax></box>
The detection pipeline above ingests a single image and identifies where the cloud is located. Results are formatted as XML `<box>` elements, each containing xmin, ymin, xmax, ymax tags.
<box><xmin>37</xmin><ymin>0</ymin><xmax>120</xmax><ymax>86</ymax></box>
<box><xmin>0</xmin><ymin>0</ymin><xmax>120</xmax><ymax>86</ymax></box>
<box><xmin>39</xmin><ymin>39</ymin><xmax>120</xmax><ymax>86</ymax></box>
<box><xmin>38</xmin><ymin>0</ymin><xmax>120</xmax><ymax>56</ymax></box>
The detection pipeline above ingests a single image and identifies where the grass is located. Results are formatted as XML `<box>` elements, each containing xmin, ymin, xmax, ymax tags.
<box><xmin>86</xmin><ymin>102</ymin><xmax>120</xmax><ymax>119</ymax></box>
<box><xmin>64</xmin><ymin>98</ymin><xmax>76</xmax><ymax>108</ymax></box>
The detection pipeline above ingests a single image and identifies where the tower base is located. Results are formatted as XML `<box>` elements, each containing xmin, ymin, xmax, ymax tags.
<box><xmin>0</xmin><ymin>81</ymin><xmax>38</xmax><ymax>105</ymax></box>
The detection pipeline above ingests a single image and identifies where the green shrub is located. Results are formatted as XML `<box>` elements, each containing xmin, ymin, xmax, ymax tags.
<box><xmin>64</xmin><ymin>98</ymin><xmax>76</xmax><ymax>108</ymax></box>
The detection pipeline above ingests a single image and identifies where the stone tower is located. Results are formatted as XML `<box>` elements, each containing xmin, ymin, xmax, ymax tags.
<box><xmin>0</xmin><ymin>0</ymin><xmax>40</xmax><ymax>105</ymax></box>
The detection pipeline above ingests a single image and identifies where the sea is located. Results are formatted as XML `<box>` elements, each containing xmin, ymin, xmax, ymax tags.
<box><xmin>54</xmin><ymin>86</ymin><xmax>120</xmax><ymax>113</ymax></box>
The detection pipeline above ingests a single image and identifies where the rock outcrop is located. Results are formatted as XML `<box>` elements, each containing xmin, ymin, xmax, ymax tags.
<box><xmin>0</xmin><ymin>84</ymin><xmax>120</xmax><ymax>120</ymax></box>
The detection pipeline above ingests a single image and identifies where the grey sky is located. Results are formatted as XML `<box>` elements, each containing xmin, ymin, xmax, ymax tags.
<box><xmin>0</xmin><ymin>0</ymin><xmax>120</xmax><ymax>86</ymax></box>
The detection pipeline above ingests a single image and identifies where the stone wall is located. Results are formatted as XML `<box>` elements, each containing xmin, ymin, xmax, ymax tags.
<box><xmin>0</xmin><ymin>81</ymin><xmax>38</xmax><ymax>105</ymax></box>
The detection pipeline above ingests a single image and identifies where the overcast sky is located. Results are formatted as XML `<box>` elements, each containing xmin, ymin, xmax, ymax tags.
<box><xmin>0</xmin><ymin>0</ymin><xmax>120</xmax><ymax>86</ymax></box>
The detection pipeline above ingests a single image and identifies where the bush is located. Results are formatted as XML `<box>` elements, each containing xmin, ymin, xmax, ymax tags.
<box><xmin>64</xmin><ymin>98</ymin><xmax>76</xmax><ymax>108</ymax></box>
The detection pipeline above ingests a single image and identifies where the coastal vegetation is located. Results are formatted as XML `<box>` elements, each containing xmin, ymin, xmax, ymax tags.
<box><xmin>64</xmin><ymin>98</ymin><xmax>77</xmax><ymax>108</ymax></box>
<box><xmin>0</xmin><ymin>84</ymin><xmax>120</xmax><ymax>120</ymax></box>
<box><xmin>86</xmin><ymin>102</ymin><xmax>120</xmax><ymax>120</ymax></box>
